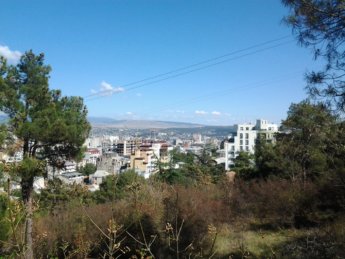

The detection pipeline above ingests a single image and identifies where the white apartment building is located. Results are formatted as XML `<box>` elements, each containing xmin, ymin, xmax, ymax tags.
<box><xmin>224</xmin><ymin>119</ymin><xmax>278</xmax><ymax>170</ymax></box>
<box><xmin>255</xmin><ymin>119</ymin><xmax>279</xmax><ymax>144</ymax></box>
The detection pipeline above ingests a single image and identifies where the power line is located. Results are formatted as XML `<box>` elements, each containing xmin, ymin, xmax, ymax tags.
<box><xmin>134</xmin><ymin>71</ymin><xmax>303</xmax><ymax>114</ymax></box>
<box><xmin>85</xmin><ymin>35</ymin><xmax>293</xmax><ymax>101</ymax></box>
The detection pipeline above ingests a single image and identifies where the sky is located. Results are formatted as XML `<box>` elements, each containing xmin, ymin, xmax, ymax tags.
<box><xmin>0</xmin><ymin>0</ymin><xmax>324</xmax><ymax>126</ymax></box>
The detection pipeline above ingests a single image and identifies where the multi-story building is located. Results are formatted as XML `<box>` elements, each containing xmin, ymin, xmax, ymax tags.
<box><xmin>224</xmin><ymin>119</ymin><xmax>278</xmax><ymax>170</ymax></box>
<box><xmin>79</xmin><ymin>148</ymin><xmax>101</xmax><ymax>167</ymax></box>
<box><xmin>130</xmin><ymin>141</ymin><xmax>172</xmax><ymax>178</ymax></box>
<box><xmin>97</xmin><ymin>152</ymin><xmax>130</xmax><ymax>174</ymax></box>
<box><xmin>116</xmin><ymin>139</ymin><xmax>141</xmax><ymax>156</ymax></box>
<box><xmin>255</xmin><ymin>119</ymin><xmax>279</xmax><ymax>144</ymax></box>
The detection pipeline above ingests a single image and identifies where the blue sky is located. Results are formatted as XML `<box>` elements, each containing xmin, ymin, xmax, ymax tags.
<box><xmin>0</xmin><ymin>0</ymin><xmax>323</xmax><ymax>125</ymax></box>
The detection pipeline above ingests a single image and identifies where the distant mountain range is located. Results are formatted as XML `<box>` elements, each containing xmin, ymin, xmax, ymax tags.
<box><xmin>0</xmin><ymin>115</ymin><xmax>204</xmax><ymax>129</ymax></box>
<box><xmin>88</xmin><ymin>116</ymin><xmax>203</xmax><ymax>129</ymax></box>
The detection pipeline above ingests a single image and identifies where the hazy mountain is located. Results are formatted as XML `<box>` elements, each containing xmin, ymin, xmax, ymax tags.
<box><xmin>88</xmin><ymin>117</ymin><xmax>125</xmax><ymax>125</ymax></box>
<box><xmin>88</xmin><ymin>116</ymin><xmax>203</xmax><ymax>129</ymax></box>
<box><xmin>0</xmin><ymin>115</ymin><xmax>203</xmax><ymax>129</ymax></box>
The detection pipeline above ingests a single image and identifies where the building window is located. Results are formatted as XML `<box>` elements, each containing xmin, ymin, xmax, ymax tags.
<box><xmin>245</xmin><ymin>133</ymin><xmax>249</xmax><ymax>139</ymax></box>
<box><xmin>240</xmin><ymin>127</ymin><xmax>243</xmax><ymax>130</ymax></box>
<box><xmin>240</xmin><ymin>133</ymin><xmax>243</xmax><ymax>139</ymax></box>
<box><xmin>246</xmin><ymin>127</ymin><xmax>249</xmax><ymax>130</ymax></box>
<box><xmin>245</xmin><ymin>140</ymin><xmax>249</xmax><ymax>145</ymax></box>
<box><xmin>240</xmin><ymin>146</ymin><xmax>243</xmax><ymax>151</ymax></box>
<box><xmin>246</xmin><ymin>146</ymin><xmax>249</xmax><ymax>151</ymax></box>
<box><xmin>240</xmin><ymin>140</ymin><xmax>243</xmax><ymax>145</ymax></box>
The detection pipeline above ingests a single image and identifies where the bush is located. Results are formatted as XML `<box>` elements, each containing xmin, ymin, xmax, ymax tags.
<box><xmin>229</xmin><ymin>179</ymin><xmax>319</xmax><ymax>229</ymax></box>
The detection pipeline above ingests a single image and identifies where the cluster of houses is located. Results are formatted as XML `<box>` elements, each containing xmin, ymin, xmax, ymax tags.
<box><xmin>0</xmin><ymin>119</ymin><xmax>279</xmax><ymax>193</ymax></box>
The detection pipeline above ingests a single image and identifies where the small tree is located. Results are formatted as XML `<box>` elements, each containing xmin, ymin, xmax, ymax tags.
<box><xmin>78</xmin><ymin>163</ymin><xmax>97</xmax><ymax>176</ymax></box>
<box><xmin>277</xmin><ymin>100</ymin><xmax>338</xmax><ymax>183</ymax></box>
<box><xmin>232</xmin><ymin>151</ymin><xmax>255</xmax><ymax>180</ymax></box>
<box><xmin>254</xmin><ymin>135</ymin><xmax>283</xmax><ymax>179</ymax></box>
<box><xmin>0</xmin><ymin>51</ymin><xmax>90</xmax><ymax>258</ymax></box>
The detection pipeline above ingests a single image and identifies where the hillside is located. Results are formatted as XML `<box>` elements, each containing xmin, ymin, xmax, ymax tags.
<box><xmin>88</xmin><ymin>116</ymin><xmax>203</xmax><ymax>129</ymax></box>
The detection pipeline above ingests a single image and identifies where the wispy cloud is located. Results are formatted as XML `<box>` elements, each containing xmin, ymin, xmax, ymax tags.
<box><xmin>91</xmin><ymin>81</ymin><xmax>124</xmax><ymax>96</ymax></box>
<box><xmin>195</xmin><ymin>110</ymin><xmax>207</xmax><ymax>115</ymax></box>
<box><xmin>0</xmin><ymin>45</ymin><xmax>22</xmax><ymax>64</ymax></box>
<box><xmin>211</xmin><ymin>111</ymin><xmax>221</xmax><ymax>116</ymax></box>
<box><xmin>126</xmin><ymin>111</ymin><xmax>133</xmax><ymax>115</ymax></box>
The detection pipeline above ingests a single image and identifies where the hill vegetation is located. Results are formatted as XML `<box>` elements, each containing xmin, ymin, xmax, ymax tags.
<box><xmin>1</xmin><ymin>0</ymin><xmax>345</xmax><ymax>258</ymax></box>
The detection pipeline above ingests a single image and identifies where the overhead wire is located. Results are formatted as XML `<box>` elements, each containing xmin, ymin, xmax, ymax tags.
<box><xmin>133</xmin><ymin>71</ymin><xmax>304</xmax><ymax>115</ymax></box>
<box><xmin>84</xmin><ymin>35</ymin><xmax>294</xmax><ymax>102</ymax></box>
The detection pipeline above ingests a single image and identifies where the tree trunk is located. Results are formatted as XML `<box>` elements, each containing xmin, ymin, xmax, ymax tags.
<box><xmin>22</xmin><ymin>177</ymin><xmax>34</xmax><ymax>259</ymax></box>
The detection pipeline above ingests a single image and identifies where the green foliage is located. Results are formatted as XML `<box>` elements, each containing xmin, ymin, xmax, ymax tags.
<box><xmin>0</xmin><ymin>194</ymin><xmax>10</xmax><ymax>241</ymax></box>
<box><xmin>39</xmin><ymin>178</ymin><xmax>92</xmax><ymax>212</ymax></box>
<box><xmin>251</xmin><ymin>101</ymin><xmax>341</xmax><ymax>182</ymax></box>
<box><xmin>154</xmin><ymin>149</ymin><xmax>192</xmax><ymax>185</ymax></box>
<box><xmin>282</xmin><ymin>0</ymin><xmax>345</xmax><ymax>111</ymax></box>
<box><xmin>78</xmin><ymin>163</ymin><xmax>97</xmax><ymax>176</ymax></box>
<box><xmin>170</xmin><ymin>148</ymin><xmax>194</xmax><ymax>164</ymax></box>
<box><xmin>277</xmin><ymin>101</ymin><xmax>338</xmax><ymax>181</ymax></box>
<box><xmin>0</xmin><ymin>124</ymin><xmax>7</xmax><ymax>148</ymax></box>
<box><xmin>0</xmin><ymin>50</ymin><xmax>90</xmax><ymax>258</ymax></box>
<box><xmin>0</xmin><ymin>164</ymin><xmax>4</xmax><ymax>183</ymax></box>
<box><xmin>193</xmin><ymin>148</ymin><xmax>224</xmax><ymax>183</ymax></box>
<box><xmin>16</xmin><ymin>157</ymin><xmax>46</xmax><ymax>181</ymax></box>
<box><xmin>156</xmin><ymin>168</ymin><xmax>189</xmax><ymax>185</ymax></box>
<box><xmin>0</xmin><ymin>50</ymin><xmax>91</xmax><ymax>204</ymax></box>
<box><xmin>155</xmin><ymin>148</ymin><xmax>225</xmax><ymax>185</ymax></box>
<box><xmin>232</xmin><ymin>151</ymin><xmax>255</xmax><ymax>180</ymax></box>
<box><xmin>0</xmin><ymin>50</ymin><xmax>91</xmax><ymax>168</ymax></box>
<box><xmin>94</xmin><ymin>170</ymin><xmax>145</xmax><ymax>202</ymax></box>
<box><xmin>254</xmin><ymin>136</ymin><xmax>283</xmax><ymax>178</ymax></box>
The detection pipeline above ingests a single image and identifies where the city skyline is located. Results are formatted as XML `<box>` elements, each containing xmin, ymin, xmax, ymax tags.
<box><xmin>0</xmin><ymin>0</ymin><xmax>323</xmax><ymax>125</ymax></box>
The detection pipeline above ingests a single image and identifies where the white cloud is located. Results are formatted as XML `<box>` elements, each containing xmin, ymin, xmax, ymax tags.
<box><xmin>92</xmin><ymin>81</ymin><xmax>124</xmax><ymax>96</ymax></box>
<box><xmin>0</xmin><ymin>45</ymin><xmax>22</xmax><ymax>64</ymax></box>
<box><xmin>126</xmin><ymin>112</ymin><xmax>133</xmax><ymax>115</ymax></box>
<box><xmin>212</xmin><ymin>111</ymin><xmax>221</xmax><ymax>116</ymax></box>
<box><xmin>100</xmin><ymin>81</ymin><xmax>113</xmax><ymax>91</ymax></box>
<box><xmin>195</xmin><ymin>110</ymin><xmax>207</xmax><ymax>115</ymax></box>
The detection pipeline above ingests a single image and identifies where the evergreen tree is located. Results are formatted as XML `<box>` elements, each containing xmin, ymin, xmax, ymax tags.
<box><xmin>277</xmin><ymin>100</ymin><xmax>338</xmax><ymax>182</ymax></box>
<box><xmin>254</xmin><ymin>135</ymin><xmax>283</xmax><ymax>179</ymax></box>
<box><xmin>283</xmin><ymin>0</ymin><xmax>345</xmax><ymax>111</ymax></box>
<box><xmin>78</xmin><ymin>163</ymin><xmax>97</xmax><ymax>176</ymax></box>
<box><xmin>232</xmin><ymin>151</ymin><xmax>255</xmax><ymax>180</ymax></box>
<box><xmin>0</xmin><ymin>51</ymin><xmax>90</xmax><ymax>258</ymax></box>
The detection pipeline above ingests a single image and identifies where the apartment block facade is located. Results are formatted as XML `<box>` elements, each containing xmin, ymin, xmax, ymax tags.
<box><xmin>224</xmin><ymin>119</ymin><xmax>278</xmax><ymax>170</ymax></box>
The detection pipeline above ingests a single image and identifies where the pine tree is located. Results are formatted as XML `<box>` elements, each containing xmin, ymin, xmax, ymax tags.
<box><xmin>0</xmin><ymin>51</ymin><xmax>90</xmax><ymax>258</ymax></box>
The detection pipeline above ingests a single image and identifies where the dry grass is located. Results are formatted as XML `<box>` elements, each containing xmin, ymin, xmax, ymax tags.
<box><xmin>214</xmin><ymin>223</ymin><xmax>303</xmax><ymax>257</ymax></box>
